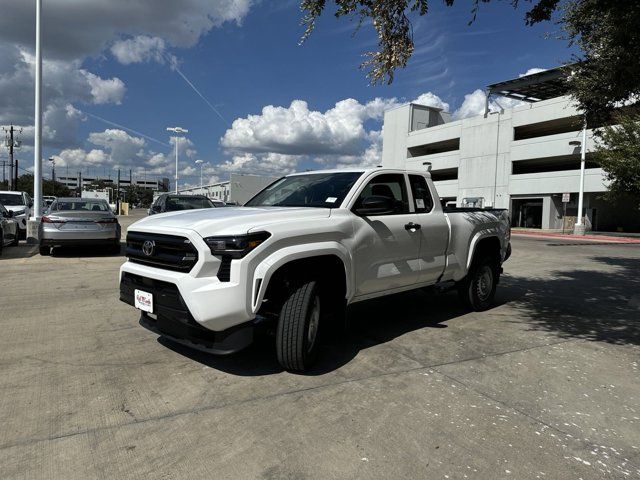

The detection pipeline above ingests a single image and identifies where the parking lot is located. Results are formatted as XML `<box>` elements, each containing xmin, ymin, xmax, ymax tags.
<box><xmin>1</xmin><ymin>210</ymin><xmax>639</xmax><ymax>479</ymax></box>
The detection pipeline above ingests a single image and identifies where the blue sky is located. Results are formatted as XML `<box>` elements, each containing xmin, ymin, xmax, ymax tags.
<box><xmin>0</xmin><ymin>0</ymin><xmax>574</xmax><ymax>188</ymax></box>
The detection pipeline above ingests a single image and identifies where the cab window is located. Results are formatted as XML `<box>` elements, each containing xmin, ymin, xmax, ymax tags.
<box><xmin>409</xmin><ymin>175</ymin><xmax>434</xmax><ymax>213</ymax></box>
<box><xmin>355</xmin><ymin>173</ymin><xmax>409</xmax><ymax>215</ymax></box>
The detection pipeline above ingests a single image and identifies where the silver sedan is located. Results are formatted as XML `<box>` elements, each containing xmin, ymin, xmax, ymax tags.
<box><xmin>39</xmin><ymin>198</ymin><xmax>121</xmax><ymax>256</ymax></box>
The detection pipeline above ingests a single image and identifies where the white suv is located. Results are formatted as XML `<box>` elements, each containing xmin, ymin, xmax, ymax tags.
<box><xmin>0</xmin><ymin>191</ymin><xmax>32</xmax><ymax>239</ymax></box>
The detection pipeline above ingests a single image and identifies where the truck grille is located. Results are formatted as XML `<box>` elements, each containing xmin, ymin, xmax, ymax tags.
<box><xmin>126</xmin><ymin>232</ymin><xmax>198</xmax><ymax>272</ymax></box>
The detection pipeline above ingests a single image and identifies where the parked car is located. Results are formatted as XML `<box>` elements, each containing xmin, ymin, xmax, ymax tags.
<box><xmin>148</xmin><ymin>194</ymin><xmax>221</xmax><ymax>215</ymax></box>
<box><xmin>39</xmin><ymin>198</ymin><xmax>121</xmax><ymax>256</ymax></box>
<box><xmin>0</xmin><ymin>191</ymin><xmax>33</xmax><ymax>239</ymax></box>
<box><xmin>120</xmin><ymin>168</ymin><xmax>511</xmax><ymax>372</ymax></box>
<box><xmin>43</xmin><ymin>196</ymin><xmax>57</xmax><ymax>208</ymax></box>
<box><xmin>0</xmin><ymin>202</ymin><xmax>20</xmax><ymax>255</ymax></box>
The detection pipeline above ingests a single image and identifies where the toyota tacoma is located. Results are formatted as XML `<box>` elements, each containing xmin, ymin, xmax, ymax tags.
<box><xmin>120</xmin><ymin>168</ymin><xmax>511</xmax><ymax>372</ymax></box>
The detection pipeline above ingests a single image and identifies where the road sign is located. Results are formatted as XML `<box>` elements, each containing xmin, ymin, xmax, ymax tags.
<box><xmin>562</xmin><ymin>193</ymin><xmax>570</xmax><ymax>203</ymax></box>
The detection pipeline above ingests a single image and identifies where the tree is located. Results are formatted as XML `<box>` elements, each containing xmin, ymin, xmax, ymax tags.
<box><xmin>594</xmin><ymin>112</ymin><xmax>640</xmax><ymax>200</ymax></box>
<box><xmin>299</xmin><ymin>0</ymin><xmax>640</xmax><ymax>123</ymax></box>
<box><xmin>1</xmin><ymin>174</ymin><xmax>71</xmax><ymax>197</ymax></box>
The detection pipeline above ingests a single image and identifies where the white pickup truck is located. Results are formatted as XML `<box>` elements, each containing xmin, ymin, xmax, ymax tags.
<box><xmin>120</xmin><ymin>168</ymin><xmax>511</xmax><ymax>371</ymax></box>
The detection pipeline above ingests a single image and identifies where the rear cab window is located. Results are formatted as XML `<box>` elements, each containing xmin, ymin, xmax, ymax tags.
<box><xmin>409</xmin><ymin>175</ymin><xmax>434</xmax><ymax>213</ymax></box>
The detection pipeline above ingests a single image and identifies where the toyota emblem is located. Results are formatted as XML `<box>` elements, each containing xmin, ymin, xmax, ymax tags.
<box><xmin>142</xmin><ymin>240</ymin><xmax>155</xmax><ymax>256</ymax></box>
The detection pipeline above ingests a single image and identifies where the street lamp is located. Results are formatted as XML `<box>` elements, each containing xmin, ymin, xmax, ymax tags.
<box><xmin>166</xmin><ymin>126</ymin><xmax>188</xmax><ymax>193</ymax></box>
<box><xmin>569</xmin><ymin>121</ymin><xmax>587</xmax><ymax>235</ymax></box>
<box><xmin>195</xmin><ymin>159</ymin><xmax>204</xmax><ymax>189</ymax></box>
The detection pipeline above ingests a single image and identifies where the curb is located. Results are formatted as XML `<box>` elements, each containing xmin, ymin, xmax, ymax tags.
<box><xmin>512</xmin><ymin>231</ymin><xmax>640</xmax><ymax>244</ymax></box>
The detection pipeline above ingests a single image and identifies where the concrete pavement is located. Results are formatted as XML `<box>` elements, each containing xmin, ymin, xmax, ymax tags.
<box><xmin>1</xmin><ymin>211</ymin><xmax>639</xmax><ymax>479</ymax></box>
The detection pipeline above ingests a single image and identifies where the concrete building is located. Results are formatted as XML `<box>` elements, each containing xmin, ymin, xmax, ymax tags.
<box><xmin>178</xmin><ymin>173</ymin><xmax>279</xmax><ymax>205</ymax></box>
<box><xmin>381</xmin><ymin>67</ymin><xmax>638</xmax><ymax>232</ymax></box>
<box><xmin>56</xmin><ymin>175</ymin><xmax>169</xmax><ymax>192</ymax></box>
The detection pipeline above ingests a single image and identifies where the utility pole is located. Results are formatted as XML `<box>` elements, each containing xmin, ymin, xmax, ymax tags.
<box><xmin>2</xmin><ymin>125</ymin><xmax>22</xmax><ymax>191</ymax></box>
<box><xmin>1</xmin><ymin>161</ymin><xmax>5</xmax><ymax>186</ymax></box>
<box><xmin>48</xmin><ymin>157</ymin><xmax>55</xmax><ymax>196</ymax></box>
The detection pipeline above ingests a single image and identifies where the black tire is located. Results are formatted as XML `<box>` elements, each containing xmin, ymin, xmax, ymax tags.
<box><xmin>457</xmin><ymin>257</ymin><xmax>499</xmax><ymax>311</ymax></box>
<box><xmin>0</xmin><ymin>230</ymin><xmax>3</xmax><ymax>256</ymax></box>
<box><xmin>10</xmin><ymin>232</ymin><xmax>19</xmax><ymax>246</ymax></box>
<box><xmin>39</xmin><ymin>245</ymin><xmax>51</xmax><ymax>256</ymax></box>
<box><xmin>276</xmin><ymin>280</ymin><xmax>322</xmax><ymax>372</ymax></box>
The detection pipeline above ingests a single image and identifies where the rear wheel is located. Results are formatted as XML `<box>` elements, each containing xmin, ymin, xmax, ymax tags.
<box><xmin>0</xmin><ymin>230</ymin><xmax>3</xmax><ymax>256</ymax></box>
<box><xmin>10</xmin><ymin>232</ymin><xmax>19</xmax><ymax>246</ymax></box>
<box><xmin>276</xmin><ymin>280</ymin><xmax>322</xmax><ymax>372</ymax></box>
<box><xmin>39</xmin><ymin>245</ymin><xmax>51</xmax><ymax>256</ymax></box>
<box><xmin>457</xmin><ymin>257</ymin><xmax>498</xmax><ymax>311</ymax></box>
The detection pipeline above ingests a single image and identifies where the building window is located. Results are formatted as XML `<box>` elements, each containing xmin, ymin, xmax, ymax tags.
<box><xmin>513</xmin><ymin>116</ymin><xmax>583</xmax><ymax>141</ymax></box>
<box><xmin>512</xmin><ymin>155</ymin><xmax>599</xmax><ymax>175</ymax></box>
<box><xmin>407</xmin><ymin>138</ymin><xmax>460</xmax><ymax>158</ymax></box>
<box><xmin>430</xmin><ymin>168</ymin><xmax>458</xmax><ymax>181</ymax></box>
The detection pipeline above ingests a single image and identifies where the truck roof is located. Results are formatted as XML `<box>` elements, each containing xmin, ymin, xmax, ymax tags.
<box><xmin>286</xmin><ymin>167</ymin><xmax>432</xmax><ymax>177</ymax></box>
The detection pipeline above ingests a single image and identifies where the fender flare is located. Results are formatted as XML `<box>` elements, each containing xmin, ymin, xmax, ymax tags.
<box><xmin>465</xmin><ymin>231</ymin><xmax>500</xmax><ymax>270</ymax></box>
<box><xmin>251</xmin><ymin>242</ymin><xmax>353</xmax><ymax>313</ymax></box>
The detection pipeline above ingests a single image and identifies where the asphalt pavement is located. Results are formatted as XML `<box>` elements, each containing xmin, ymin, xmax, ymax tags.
<box><xmin>1</xmin><ymin>209</ymin><xmax>639</xmax><ymax>479</ymax></box>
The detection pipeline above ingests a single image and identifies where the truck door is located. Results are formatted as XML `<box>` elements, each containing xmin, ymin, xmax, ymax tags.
<box><xmin>409</xmin><ymin>174</ymin><xmax>450</xmax><ymax>284</ymax></box>
<box><xmin>351</xmin><ymin>173</ymin><xmax>421</xmax><ymax>296</ymax></box>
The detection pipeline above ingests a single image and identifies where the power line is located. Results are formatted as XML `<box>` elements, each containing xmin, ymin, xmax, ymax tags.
<box><xmin>166</xmin><ymin>54</ymin><xmax>229</xmax><ymax>126</ymax></box>
<box><xmin>79</xmin><ymin>110</ymin><xmax>170</xmax><ymax>147</ymax></box>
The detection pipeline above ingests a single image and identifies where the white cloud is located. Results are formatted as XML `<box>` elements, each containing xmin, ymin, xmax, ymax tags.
<box><xmin>413</xmin><ymin>92</ymin><xmax>450</xmax><ymax>112</ymax></box>
<box><xmin>111</xmin><ymin>36</ymin><xmax>167</xmax><ymax>65</ymax></box>
<box><xmin>54</xmin><ymin>148</ymin><xmax>110</xmax><ymax>168</ymax></box>
<box><xmin>519</xmin><ymin>67</ymin><xmax>547</xmax><ymax>77</ymax></box>
<box><xmin>88</xmin><ymin>129</ymin><xmax>146</xmax><ymax>164</ymax></box>
<box><xmin>452</xmin><ymin>89</ymin><xmax>529</xmax><ymax>119</ymax></box>
<box><xmin>0</xmin><ymin>0</ymin><xmax>253</xmax><ymax>62</ymax></box>
<box><xmin>84</xmin><ymin>72</ymin><xmax>126</xmax><ymax>104</ymax></box>
<box><xmin>221</xmin><ymin>97</ymin><xmax>398</xmax><ymax>156</ymax></box>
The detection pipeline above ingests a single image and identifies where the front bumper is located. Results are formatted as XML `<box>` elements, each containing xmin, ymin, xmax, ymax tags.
<box><xmin>120</xmin><ymin>272</ymin><xmax>254</xmax><ymax>354</ymax></box>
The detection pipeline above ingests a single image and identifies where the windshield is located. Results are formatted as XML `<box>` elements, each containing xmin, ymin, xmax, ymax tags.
<box><xmin>51</xmin><ymin>200</ymin><xmax>110</xmax><ymax>212</ymax></box>
<box><xmin>0</xmin><ymin>193</ymin><xmax>24</xmax><ymax>206</ymax></box>
<box><xmin>165</xmin><ymin>196</ymin><xmax>215</xmax><ymax>211</ymax></box>
<box><xmin>245</xmin><ymin>172</ymin><xmax>363</xmax><ymax>208</ymax></box>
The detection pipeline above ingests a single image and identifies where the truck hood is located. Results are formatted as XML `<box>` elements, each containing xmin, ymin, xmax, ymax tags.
<box><xmin>128</xmin><ymin>206</ymin><xmax>331</xmax><ymax>237</ymax></box>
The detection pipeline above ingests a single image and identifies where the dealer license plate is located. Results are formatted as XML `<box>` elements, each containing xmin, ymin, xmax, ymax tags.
<box><xmin>134</xmin><ymin>289</ymin><xmax>153</xmax><ymax>313</ymax></box>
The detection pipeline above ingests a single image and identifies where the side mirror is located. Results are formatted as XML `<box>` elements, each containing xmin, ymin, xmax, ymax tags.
<box><xmin>29</xmin><ymin>201</ymin><xmax>34</xmax><ymax>208</ymax></box>
<box><xmin>354</xmin><ymin>195</ymin><xmax>395</xmax><ymax>216</ymax></box>
<box><xmin>151</xmin><ymin>205</ymin><xmax>162</xmax><ymax>213</ymax></box>
<box><xmin>5</xmin><ymin>210</ymin><xmax>13</xmax><ymax>218</ymax></box>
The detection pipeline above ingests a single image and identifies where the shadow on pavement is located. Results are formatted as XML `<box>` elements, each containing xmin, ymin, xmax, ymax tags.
<box><xmin>154</xmin><ymin>255</ymin><xmax>640</xmax><ymax>376</ymax></box>
<box><xmin>502</xmin><ymin>256</ymin><xmax>640</xmax><ymax>346</ymax></box>
<box><xmin>158</xmin><ymin>288</ymin><xmax>507</xmax><ymax>377</ymax></box>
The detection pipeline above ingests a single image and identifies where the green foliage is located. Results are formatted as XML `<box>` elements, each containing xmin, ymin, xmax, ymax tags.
<box><xmin>594</xmin><ymin>112</ymin><xmax>640</xmax><ymax>200</ymax></box>
<box><xmin>300</xmin><ymin>0</ymin><xmax>559</xmax><ymax>85</ymax></box>
<box><xmin>562</xmin><ymin>1</ymin><xmax>640</xmax><ymax>125</ymax></box>
<box><xmin>0</xmin><ymin>174</ymin><xmax>71</xmax><ymax>197</ymax></box>
<box><xmin>122</xmin><ymin>185</ymin><xmax>153</xmax><ymax>207</ymax></box>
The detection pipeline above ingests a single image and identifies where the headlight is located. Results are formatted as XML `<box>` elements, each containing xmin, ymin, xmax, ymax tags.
<box><xmin>12</xmin><ymin>209</ymin><xmax>26</xmax><ymax>216</ymax></box>
<box><xmin>204</xmin><ymin>231</ymin><xmax>271</xmax><ymax>258</ymax></box>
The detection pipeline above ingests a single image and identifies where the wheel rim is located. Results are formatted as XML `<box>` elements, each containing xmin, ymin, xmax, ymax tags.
<box><xmin>476</xmin><ymin>265</ymin><xmax>493</xmax><ymax>301</ymax></box>
<box><xmin>307</xmin><ymin>295</ymin><xmax>320</xmax><ymax>352</ymax></box>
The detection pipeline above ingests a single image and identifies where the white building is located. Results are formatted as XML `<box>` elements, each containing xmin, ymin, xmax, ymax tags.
<box><xmin>382</xmin><ymin>67</ymin><xmax>637</xmax><ymax>232</ymax></box>
<box><xmin>178</xmin><ymin>173</ymin><xmax>279</xmax><ymax>205</ymax></box>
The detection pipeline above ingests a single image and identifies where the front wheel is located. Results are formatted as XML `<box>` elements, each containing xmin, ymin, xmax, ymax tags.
<box><xmin>457</xmin><ymin>258</ymin><xmax>498</xmax><ymax>311</ymax></box>
<box><xmin>39</xmin><ymin>245</ymin><xmax>51</xmax><ymax>256</ymax></box>
<box><xmin>276</xmin><ymin>280</ymin><xmax>322</xmax><ymax>372</ymax></box>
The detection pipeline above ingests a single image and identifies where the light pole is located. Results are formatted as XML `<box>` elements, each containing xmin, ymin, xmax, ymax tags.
<box><xmin>166</xmin><ymin>126</ymin><xmax>188</xmax><ymax>193</ymax></box>
<box><xmin>29</xmin><ymin>0</ymin><xmax>43</xmax><ymax>244</ymax></box>
<box><xmin>570</xmin><ymin>122</ymin><xmax>588</xmax><ymax>235</ymax></box>
<box><xmin>195</xmin><ymin>159</ymin><xmax>204</xmax><ymax>189</ymax></box>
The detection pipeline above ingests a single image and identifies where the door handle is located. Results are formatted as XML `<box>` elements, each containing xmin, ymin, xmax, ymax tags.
<box><xmin>405</xmin><ymin>222</ymin><xmax>421</xmax><ymax>231</ymax></box>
